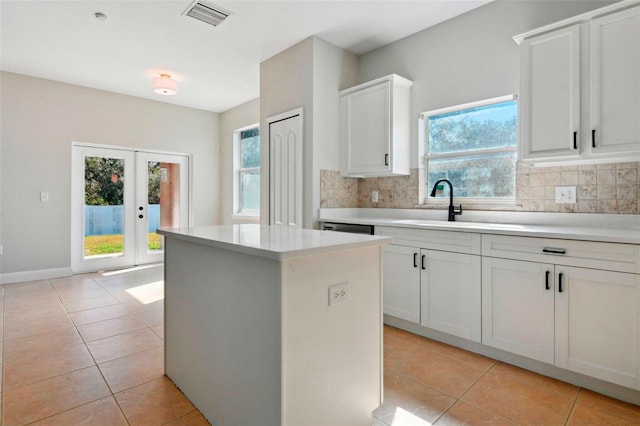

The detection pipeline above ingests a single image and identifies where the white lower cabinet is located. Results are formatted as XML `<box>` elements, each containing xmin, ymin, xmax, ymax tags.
<box><xmin>555</xmin><ymin>266</ymin><xmax>640</xmax><ymax>390</ymax></box>
<box><xmin>482</xmin><ymin>241</ymin><xmax>640</xmax><ymax>390</ymax></box>
<box><xmin>383</xmin><ymin>244</ymin><xmax>420</xmax><ymax>323</ymax></box>
<box><xmin>422</xmin><ymin>250</ymin><xmax>481</xmax><ymax>342</ymax></box>
<box><xmin>382</xmin><ymin>242</ymin><xmax>481</xmax><ymax>342</ymax></box>
<box><xmin>482</xmin><ymin>257</ymin><xmax>555</xmax><ymax>364</ymax></box>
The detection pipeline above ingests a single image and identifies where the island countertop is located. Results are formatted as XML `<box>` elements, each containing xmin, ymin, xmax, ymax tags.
<box><xmin>158</xmin><ymin>224</ymin><xmax>391</xmax><ymax>261</ymax></box>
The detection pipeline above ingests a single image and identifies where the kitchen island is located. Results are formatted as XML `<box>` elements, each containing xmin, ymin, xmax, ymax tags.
<box><xmin>158</xmin><ymin>224</ymin><xmax>391</xmax><ymax>426</ymax></box>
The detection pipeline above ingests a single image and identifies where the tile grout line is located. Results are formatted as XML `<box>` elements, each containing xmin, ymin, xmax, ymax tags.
<box><xmin>52</xmin><ymin>276</ymin><xmax>133</xmax><ymax>426</ymax></box>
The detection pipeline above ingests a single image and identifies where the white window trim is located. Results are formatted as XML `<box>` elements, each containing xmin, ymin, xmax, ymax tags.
<box><xmin>233</xmin><ymin>123</ymin><xmax>260</xmax><ymax>217</ymax></box>
<box><xmin>420</xmin><ymin>94</ymin><xmax>517</xmax><ymax>207</ymax></box>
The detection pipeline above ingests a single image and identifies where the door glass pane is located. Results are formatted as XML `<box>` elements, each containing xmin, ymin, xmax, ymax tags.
<box><xmin>84</xmin><ymin>156</ymin><xmax>125</xmax><ymax>258</ymax></box>
<box><xmin>147</xmin><ymin>161</ymin><xmax>181</xmax><ymax>252</ymax></box>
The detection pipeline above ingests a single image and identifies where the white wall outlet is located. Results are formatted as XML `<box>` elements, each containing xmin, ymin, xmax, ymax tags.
<box><xmin>328</xmin><ymin>281</ymin><xmax>350</xmax><ymax>307</ymax></box>
<box><xmin>40</xmin><ymin>191</ymin><xmax>49</xmax><ymax>202</ymax></box>
<box><xmin>371</xmin><ymin>191</ymin><xmax>379</xmax><ymax>203</ymax></box>
<box><xmin>555</xmin><ymin>186</ymin><xmax>576</xmax><ymax>204</ymax></box>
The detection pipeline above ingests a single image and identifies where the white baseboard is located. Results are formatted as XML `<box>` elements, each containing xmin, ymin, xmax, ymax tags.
<box><xmin>0</xmin><ymin>267</ymin><xmax>72</xmax><ymax>284</ymax></box>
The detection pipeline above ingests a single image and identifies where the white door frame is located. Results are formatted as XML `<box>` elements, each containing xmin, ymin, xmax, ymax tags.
<box><xmin>71</xmin><ymin>142</ymin><xmax>191</xmax><ymax>273</ymax></box>
<box><xmin>135</xmin><ymin>151</ymin><xmax>189</xmax><ymax>265</ymax></box>
<box><xmin>265</xmin><ymin>108</ymin><xmax>303</xmax><ymax>227</ymax></box>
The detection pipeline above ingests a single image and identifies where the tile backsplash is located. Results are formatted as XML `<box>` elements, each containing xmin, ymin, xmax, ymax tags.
<box><xmin>320</xmin><ymin>162</ymin><xmax>639</xmax><ymax>214</ymax></box>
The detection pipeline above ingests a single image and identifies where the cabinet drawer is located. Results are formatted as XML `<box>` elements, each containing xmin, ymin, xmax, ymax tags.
<box><xmin>376</xmin><ymin>226</ymin><xmax>481</xmax><ymax>255</ymax></box>
<box><xmin>482</xmin><ymin>234</ymin><xmax>640</xmax><ymax>273</ymax></box>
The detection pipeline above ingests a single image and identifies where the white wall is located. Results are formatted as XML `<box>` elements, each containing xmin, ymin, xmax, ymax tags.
<box><xmin>219</xmin><ymin>98</ymin><xmax>260</xmax><ymax>224</ymax></box>
<box><xmin>358</xmin><ymin>0</ymin><xmax>614</xmax><ymax>168</ymax></box>
<box><xmin>0</xmin><ymin>71</ymin><xmax>220</xmax><ymax>276</ymax></box>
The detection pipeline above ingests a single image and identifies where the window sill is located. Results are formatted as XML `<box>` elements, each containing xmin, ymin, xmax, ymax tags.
<box><xmin>231</xmin><ymin>213</ymin><xmax>260</xmax><ymax>223</ymax></box>
<box><xmin>415</xmin><ymin>201</ymin><xmax>526</xmax><ymax>212</ymax></box>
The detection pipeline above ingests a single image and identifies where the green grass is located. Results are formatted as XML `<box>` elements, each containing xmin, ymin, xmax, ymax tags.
<box><xmin>84</xmin><ymin>233</ymin><xmax>162</xmax><ymax>256</ymax></box>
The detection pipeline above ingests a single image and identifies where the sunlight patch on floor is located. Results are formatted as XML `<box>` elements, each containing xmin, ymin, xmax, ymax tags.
<box><xmin>125</xmin><ymin>281</ymin><xmax>164</xmax><ymax>304</ymax></box>
<box><xmin>392</xmin><ymin>407</ymin><xmax>433</xmax><ymax>426</ymax></box>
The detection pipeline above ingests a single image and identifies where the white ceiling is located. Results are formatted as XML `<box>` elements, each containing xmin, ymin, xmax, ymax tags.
<box><xmin>0</xmin><ymin>0</ymin><xmax>491</xmax><ymax>113</ymax></box>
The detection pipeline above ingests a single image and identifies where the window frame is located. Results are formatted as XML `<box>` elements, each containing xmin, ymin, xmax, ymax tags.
<box><xmin>420</xmin><ymin>94</ymin><xmax>518</xmax><ymax>207</ymax></box>
<box><xmin>233</xmin><ymin>123</ymin><xmax>260</xmax><ymax>217</ymax></box>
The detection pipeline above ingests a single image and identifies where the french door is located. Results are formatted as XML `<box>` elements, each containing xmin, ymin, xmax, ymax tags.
<box><xmin>71</xmin><ymin>145</ymin><xmax>189</xmax><ymax>273</ymax></box>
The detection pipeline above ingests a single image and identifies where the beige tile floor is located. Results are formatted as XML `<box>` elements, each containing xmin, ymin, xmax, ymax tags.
<box><xmin>375</xmin><ymin>326</ymin><xmax>640</xmax><ymax>425</ymax></box>
<box><xmin>1</xmin><ymin>264</ymin><xmax>209</xmax><ymax>425</ymax></box>
<box><xmin>2</xmin><ymin>265</ymin><xmax>638</xmax><ymax>425</ymax></box>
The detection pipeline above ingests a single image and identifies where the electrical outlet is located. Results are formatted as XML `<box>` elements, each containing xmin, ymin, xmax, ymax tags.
<box><xmin>555</xmin><ymin>186</ymin><xmax>577</xmax><ymax>204</ymax></box>
<box><xmin>371</xmin><ymin>191</ymin><xmax>379</xmax><ymax>203</ymax></box>
<box><xmin>328</xmin><ymin>282</ymin><xmax>350</xmax><ymax>307</ymax></box>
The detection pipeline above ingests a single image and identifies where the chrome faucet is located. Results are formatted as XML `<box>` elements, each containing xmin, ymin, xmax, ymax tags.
<box><xmin>430</xmin><ymin>179</ymin><xmax>463</xmax><ymax>222</ymax></box>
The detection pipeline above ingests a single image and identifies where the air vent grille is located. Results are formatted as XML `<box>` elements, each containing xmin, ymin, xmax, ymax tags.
<box><xmin>184</xmin><ymin>0</ymin><xmax>231</xmax><ymax>27</ymax></box>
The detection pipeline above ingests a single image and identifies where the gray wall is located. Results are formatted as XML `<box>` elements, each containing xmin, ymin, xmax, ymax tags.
<box><xmin>260</xmin><ymin>37</ymin><xmax>315</xmax><ymax>227</ymax></box>
<box><xmin>219</xmin><ymin>98</ymin><xmax>260</xmax><ymax>224</ymax></box>
<box><xmin>0</xmin><ymin>71</ymin><xmax>220</xmax><ymax>275</ymax></box>
<box><xmin>260</xmin><ymin>36</ymin><xmax>357</xmax><ymax>228</ymax></box>
<box><xmin>358</xmin><ymin>0</ymin><xmax>614</xmax><ymax>168</ymax></box>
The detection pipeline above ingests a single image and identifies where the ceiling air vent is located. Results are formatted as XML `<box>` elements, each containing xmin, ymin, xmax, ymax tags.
<box><xmin>183</xmin><ymin>0</ymin><xmax>231</xmax><ymax>27</ymax></box>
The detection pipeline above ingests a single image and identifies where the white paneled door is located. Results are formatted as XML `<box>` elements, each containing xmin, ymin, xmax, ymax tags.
<box><xmin>71</xmin><ymin>144</ymin><xmax>189</xmax><ymax>273</ymax></box>
<box><xmin>268</xmin><ymin>110</ymin><xmax>302</xmax><ymax>227</ymax></box>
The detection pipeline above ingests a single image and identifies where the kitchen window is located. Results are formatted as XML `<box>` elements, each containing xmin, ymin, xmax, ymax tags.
<box><xmin>421</xmin><ymin>95</ymin><xmax>517</xmax><ymax>205</ymax></box>
<box><xmin>234</xmin><ymin>125</ymin><xmax>260</xmax><ymax>216</ymax></box>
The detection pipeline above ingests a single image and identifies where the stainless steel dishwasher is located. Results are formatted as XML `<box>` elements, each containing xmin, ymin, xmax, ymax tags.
<box><xmin>321</xmin><ymin>222</ymin><xmax>374</xmax><ymax>235</ymax></box>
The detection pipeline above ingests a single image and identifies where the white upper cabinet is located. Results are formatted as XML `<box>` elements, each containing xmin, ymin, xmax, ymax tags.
<box><xmin>589</xmin><ymin>6</ymin><xmax>640</xmax><ymax>158</ymax></box>
<box><xmin>340</xmin><ymin>74</ymin><xmax>412</xmax><ymax>177</ymax></box>
<box><xmin>515</xmin><ymin>3</ymin><xmax>640</xmax><ymax>166</ymax></box>
<box><xmin>519</xmin><ymin>25</ymin><xmax>581</xmax><ymax>162</ymax></box>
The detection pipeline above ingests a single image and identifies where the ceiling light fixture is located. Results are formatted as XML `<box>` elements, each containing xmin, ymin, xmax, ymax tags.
<box><xmin>152</xmin><ymin>74</ymin><xmax>178</xmax><ymax>95</ymax></box>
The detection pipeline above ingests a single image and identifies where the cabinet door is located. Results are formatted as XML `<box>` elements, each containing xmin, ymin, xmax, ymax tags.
<box><xmin>421</xmin><ymin>250</ymin><xmax>481</xmax><ymax>342</ymax></box>
<box><xmin>519</xmin><ymin>25</ymin><xmax>581</xmax><ymax>163</ymax></box>
<box><xmin>383</xmin><ymin>244</ymin><xmax>420</xmax><ymax>323</ymax></box>
<box><xmin>589</xmin><ymin>6</ymin><xmax>640</xmax><ymax>158</ymax></box>
<box><xmin>482</xmin><ymin>258</ymin><xmax>555</xmax><ymax>363</ymax></box>
<box><xmin>555</xmin><ymin>266</ymin><xmax>640</xmax><ymax>390</ymax></box>
<box><xmin>341</xmin><ymin>81</ymin><xmax>391</xmax><ymax>176</ymax></box>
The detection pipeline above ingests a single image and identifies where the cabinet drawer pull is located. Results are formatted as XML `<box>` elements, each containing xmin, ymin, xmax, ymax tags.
<box><xmin>421</xmin><ymin>254</ymin><xmax>426</xmax><ymax>270</ymax></box>
<box><xmin>384</xmin><ymin>154</ymin><xmax>389</xmax><ymax>166</ymax></box>
<box><xmin>573</xmin><ymin>131</ymin><xmax>577</xmax><ymax>150</ymax></box>
<box><xmin>558</xmin><ymin>272</ymin><xmax>564</xmax><ymax>293</ymax></box>
<box><xmin>545</xmin><ymin>270</ymin><xmax>550</xmax><ymax>290</ymax></box>
<box><xmin>542</xmin><ymin>247</ymin><xmax>566</xmax><ymax>255</ymax></box>
<box><xmin>413</xmin><ymin>253</ymin><xmax>418</xmax><ymax>268</ymax></box>
<box><xmin>592</xmin><ymin>129</ymin><xmax>596</xmax><ymax>148</ymax></box>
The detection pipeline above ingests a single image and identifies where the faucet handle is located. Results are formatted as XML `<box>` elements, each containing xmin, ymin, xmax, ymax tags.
<box><xmin>454</xmin><ymin>204</ymin><xmax>463</xmax><ymax>215</ymax></box>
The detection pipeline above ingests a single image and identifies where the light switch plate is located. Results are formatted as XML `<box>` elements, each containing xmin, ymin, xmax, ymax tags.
<box><xmin>328</xmin><ymin>282</ymin><xmax>350</xmax><ymax>307</ymax></box>
<box><xmin>371</xmin><ymin>191</ymin><xmax>379</xmax><ymax>203</ymax></box>
<box><xmin>555</xmin><ymin>186</ymin><xmax>576</xmax><ymax>204</ymax></box>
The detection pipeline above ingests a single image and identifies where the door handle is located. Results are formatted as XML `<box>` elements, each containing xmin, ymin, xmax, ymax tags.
<box><xmin>139</xmin><ymin>206</ymin><xmax>144</xmax><ymax>211</ymax></box>
<box><xmin>421</xmin><ymin>254</ymin><xmax>426</xmax><ymax>270</ymax></box>
<box><xmin>558</xmin><ymin>272</ymin><xmax>564</xmax><ymax>293</ymax></box>
<box><xmin>138</xmin><ymin>214</ymin><xmax>144</xmax><ymax>219</ymax></box>
<box><xmin>413</xmin><ymin>253</ymin><xmax>418</xmax><ymax>268</ymax></box>
<box><xmin>573</xmin><ymin>131</ymin><xmax>577</xmax><ymax>150</ymax></box>
<box><xmin>545</xmin><ymin>270</ymin><xmax>550</xmax><ymax>290</ymax></box>
<box><xmin>592</xmin><ymin>129</ymin><xmax>596</xmax><ymax>148</ymax></box>
<box><xmin>384</xmin><ymin>154</ymin><xmax>389</xmax><ymax>166</ymax></box>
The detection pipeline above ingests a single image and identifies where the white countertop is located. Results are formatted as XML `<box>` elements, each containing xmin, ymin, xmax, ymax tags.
<box><xmin>319</xmin><ymin>209</ymin><xmax>640</xmax><ymax>244</ymax></box>
<box><xmin>158</xmin><ymin>224</ymin><xmax>391</xmax><ymax>261</ymax></box>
